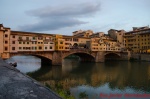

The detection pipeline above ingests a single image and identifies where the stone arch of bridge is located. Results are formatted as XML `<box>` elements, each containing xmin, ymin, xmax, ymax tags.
<box><xmin>9</xmin><ymin>53</ymin><xmax>52</xmax><ymax>65</ymax></box>
<box><xmin>63</xmin><ymin>52</ymin><xmax>95</xmax><ymax>62</ymax></box>
<box><xmin>104</xmin><ymin>52</ymin><xmax>121</xmax><ymax>60</ymax></box>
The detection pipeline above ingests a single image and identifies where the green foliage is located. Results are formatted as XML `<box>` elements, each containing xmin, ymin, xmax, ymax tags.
<box><xmin>79</xmin><ymin>91</ymin><xmax>88</xmax><ymax>99</ymax></box>
<box><xmin>45</xmin><ymin>83</ymin><xmax>75</xmax><ymax>99</ymax></box>
<box><xmin>57</xmin><ymin>90</ymin><xmax>74</xmax><ymax>99</ymax></box>
<box><xmin>45</xmin><ymin>83</ymin><xmax>51</xmax><ymax>89</ymax></box>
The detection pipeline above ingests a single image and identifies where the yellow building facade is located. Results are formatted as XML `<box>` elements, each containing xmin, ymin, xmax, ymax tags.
<box><xmin>124</xmin><ymin>26</ymin><xmax>150</xmax><ymax>53</ymax></box>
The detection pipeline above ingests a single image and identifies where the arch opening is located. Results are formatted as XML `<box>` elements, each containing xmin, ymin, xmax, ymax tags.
<box><xmin>33</xmin><ymin>55</ymin><xmax>52</xmax><ymax>66</ymax></box>
<box><xmin>64</xmin><ymin>53</ymin><xmax>95</xmax><ymax>62</ymax></box>
<box><xmin>105</xmin><ymin>53</ymin><xmax>120</xmax><ymax>61</ymax></box>
<box><xmin>9</xmin><ymin>54</ymin><xmax>52</xmax><ymax>66</ymax></box>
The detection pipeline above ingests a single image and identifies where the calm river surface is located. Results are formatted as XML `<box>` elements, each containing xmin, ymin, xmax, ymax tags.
<box><xmin>6</xmin><ymin>56</ymin><xmax>150</xmax><ymax>99</ymax></box>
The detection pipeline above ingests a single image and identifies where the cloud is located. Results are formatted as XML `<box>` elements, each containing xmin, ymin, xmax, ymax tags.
<box><xmin>26</xmin><ymin>2</ymin><xmax>100</xmax><ymax>18</ymax></box>
<box><xmin>19</xmin><ymin>17</ymin><xmax>88</xmax><ymax>31</ymax></box>
<box><xmin>18</xmin><ymin>2</ymin><xmax>100</xmax><ymax>32</ymax></box>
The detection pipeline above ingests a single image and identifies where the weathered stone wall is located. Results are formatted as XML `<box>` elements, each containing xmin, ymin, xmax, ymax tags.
<box><xmin>119</xmin><ymin>52</ymin><xmax>129</xmax><ymax>60</ymax></box>
<box><xmin>130</xmin><ymin>53</ymin><xmax>150</xmax><ymax>61</ymax></box>
<box><xmin>52</xmin><ymin>51</ymin><xmax>62</xmax><ymax>65</ymax></box>
<box><xmin>95</xmin><ymin>52</ymin><xmax>105</xmax><ymax>62</ymax></box>
<box><xmin>141</xmin><ymin>54</ymin><xmax>150</xmax><ymax>61</ymax></box>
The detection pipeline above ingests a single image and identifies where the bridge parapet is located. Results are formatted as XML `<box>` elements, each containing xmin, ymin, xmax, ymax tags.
<box><xmin>69</xmin><ymin>49</ymin><xmax>90</xmax><ymax>53</ymax></box>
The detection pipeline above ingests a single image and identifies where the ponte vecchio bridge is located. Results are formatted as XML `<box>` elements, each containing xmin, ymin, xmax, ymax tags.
<box><xmin>8</xmin><ymin>49</ymin><xmax>129</xmax><ymax>65</ymax></box>
<box><xmin>0</xmin><ymin>24</ymin><xmax>129</xmax><ymax>65</ymax></box>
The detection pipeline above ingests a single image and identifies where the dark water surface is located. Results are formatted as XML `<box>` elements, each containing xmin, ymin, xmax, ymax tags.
<box><xmin>6</xmin><ymin>56</ymin><xmax>150</xmax><ymax>99</ymax></box>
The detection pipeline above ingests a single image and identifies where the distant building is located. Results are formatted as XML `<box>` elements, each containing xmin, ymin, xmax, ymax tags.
<box><xmin>89</xmin><ymin>32</ymin><xmax>104</xmax><ymax>38</ymax></box>
<box><xmin>108</xmin><ymin>29</ymin><xmax>125</xmax><ymax>40</ymax></box>
<box><xmin>73</xmin><ymin>30</ymin><xmax>93</xmax><ymax>38</ymax></box>
<box><xmin>124</xmin><ymin>26</ymin><xmax>150</xmax><ymax>53</ymax></box>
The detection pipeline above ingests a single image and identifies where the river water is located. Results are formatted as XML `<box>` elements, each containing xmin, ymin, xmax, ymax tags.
<box><xmin>6</xmin><ymin>56</ymin><xmax>150</xmax><ymax>99</ymax></box>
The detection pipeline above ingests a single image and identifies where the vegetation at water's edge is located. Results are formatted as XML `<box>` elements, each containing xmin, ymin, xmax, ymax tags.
<box><xmin>45</xmin><ymin>83</ymin><xmax>89</xmax><ymax>99</ymax></box>
<box><xmin>79</xmin><ymin>91</ymin><xmax>88</xmax><ymax>99</ymax></box>
<box><xmin>45</xmin><ymin>83</ymin><xmax>75</xmax><ymax>99</ymax></box>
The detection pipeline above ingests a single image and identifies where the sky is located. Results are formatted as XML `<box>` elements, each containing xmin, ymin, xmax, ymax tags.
<box><xmin>1</xmin><ymin>0</ymin><xmax>150</xmax><ymax>35</ymax></box>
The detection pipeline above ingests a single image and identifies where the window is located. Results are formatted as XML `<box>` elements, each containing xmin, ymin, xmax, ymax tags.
<box><xmin>23</xmin><ymin>42</ymin><xmax>25</xmax><ymax>44</ymax></box>
<box><xmin>44</xmin><ymin>42</ymin><xmax>48</xmax><ymax>44</ymax></box>
<box><xmin>45</xmin><ymin>47</ymin><xmax>47</xmax><ymax>49</ymax></box>
<box><xmin>50</xmin><ymin>46</ymin><xmax>52</xmax><ymax>49</ymax></box>
<box><xmin>12</xmin><ymin>41</ymin><xmax>15</xmax><ymax>44</ymax></box>
<box><xmin>5</xmin><ymin>41</ymin><xmax>8</xmax><ymax>44</ymax></box>
<box><xmin>12</xmin><ymin>35</ymin><xmax>15</xmax><ymax>38</ymax></box>
<box><xmin>19</xmin><ymin>36</ymin><xmax>22</xmax><ymax>40</ymax></box>
<box><xmin>12</xmin><ymin>47</ymin><xmax>15</xmax><ymax>50</ymax></box>
<box><xmin>27</xmin><ymin>42</ymin><xmax>29</xmax><ymax>44</ymax></box>
<box><xmin>60</xmin><ymin>42</ymin><xmax>63</xmax><ymax>44</ymax></box>
<box><xmin>5</xmin><ymin>47</ymin><xmax>8</xmax><ymax>51</ymax></box>
<box><xmin>33</xmin><ymin>37</ymin><xmax>36</xmax><ymax>40</ymax></box>
<box><xmin>19</xmin><ymin>47</ymin><xmax>22</xmax><ymax>50</ymax></box>
<box><xmin>39</xmin><ymin>46</ymin><xmax>42</xmax><ymax>50</ymax></box>
<box><xmin>5</xmin><ymin>34</ymin><xmax>8</xmax><ymax>38</ymax></box>
<box><xmin>26</xmin><ymin>37</ymin><xmax>29</xmax><ymax>40</ymax></box>
<box><xmin>19</xmin><ymin>42</ymin><xmax>22</xmax><ymax>44</ymax></box>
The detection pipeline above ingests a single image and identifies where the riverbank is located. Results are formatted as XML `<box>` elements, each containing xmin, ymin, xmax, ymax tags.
<box><xmin>0</xmin><ymin>58</ymin><xmax>62</xmax><ymax>99</ymax></box>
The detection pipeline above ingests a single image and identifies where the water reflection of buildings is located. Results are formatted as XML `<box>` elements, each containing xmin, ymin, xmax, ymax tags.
<box><xmin>28</xmin><ymin>61</ymin><xmax>150</xmax><ymax>92</ymax></box>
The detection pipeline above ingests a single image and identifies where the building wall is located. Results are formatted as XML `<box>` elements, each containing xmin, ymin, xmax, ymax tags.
<box><xmin>73</xmin><ymin>30</ymin><xmax>93</xmax><ymax>38</ymax></box>
<box><xmin>2</xmin><ymin>28</ymin><xmax>11</xmax><ymax>58</ymax></box>
<box><xmin>0</xmin><ymin>30</ymin><xmax>4</xmax><ymax>57</ymax></box>
<box><xmin>99</xmin><ymin>43</ymin><xmax>107</xmax><ymax>51</ymax></box>
<box><xmin>57</xmin><ymin>39</ymin><xmax>65</xmax><ymax>51</ymax></box>
<box><xmin>89</xmin><ymin>32</ymin><xmax>104</xmax><ymax>38</ymax></box>
<box><xmin>78</xmin><ymin>38</ymin><xmax>90</xmax><ymax>44</ymax></box>
<box><xmin>124</xmin><ymin>28</ymin><xmax>150</xmax><ymax>53</ymax></box>
<box><xmin>30</xmin><ymin>36</ymin><xmax>37</xmax><ymax>51</ymax></box>
<box><xmin>108</xmin><ymin>29</ymin><xmax>117</xmax><ymax>40</ymax></box>
<box><xmin>10</xmin><ymin>35</ymin><xmax>18</xmax><ymax>53</ymax></box>
<box><xmin>117</xmin><ymin>30</ymin><xmax>125</xmax><ymax>44</ymax></box>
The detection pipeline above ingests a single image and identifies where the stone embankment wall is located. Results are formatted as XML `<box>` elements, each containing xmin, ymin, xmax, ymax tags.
<box><xmin>0</xmin><ymin>58</ymin><xmax>62</xmax><ymax>99</ymax></box>
<box><xmin>130</xmin><ymin>53</ymin><xmax>150</xmax><ymax>61</ymax></box>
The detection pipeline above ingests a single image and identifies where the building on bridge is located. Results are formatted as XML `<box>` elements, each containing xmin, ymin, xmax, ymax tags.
<box><xmin>0</xmin><ymin>24</ymin><xmax>130</xmax><ymax>65</ymax></box>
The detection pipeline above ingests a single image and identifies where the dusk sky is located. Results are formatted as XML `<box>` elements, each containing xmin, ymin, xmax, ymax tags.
<box><xmin>1</xmin><ymin>0</ymin><xmax>150</xmax><ymax>35</ymax></box>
